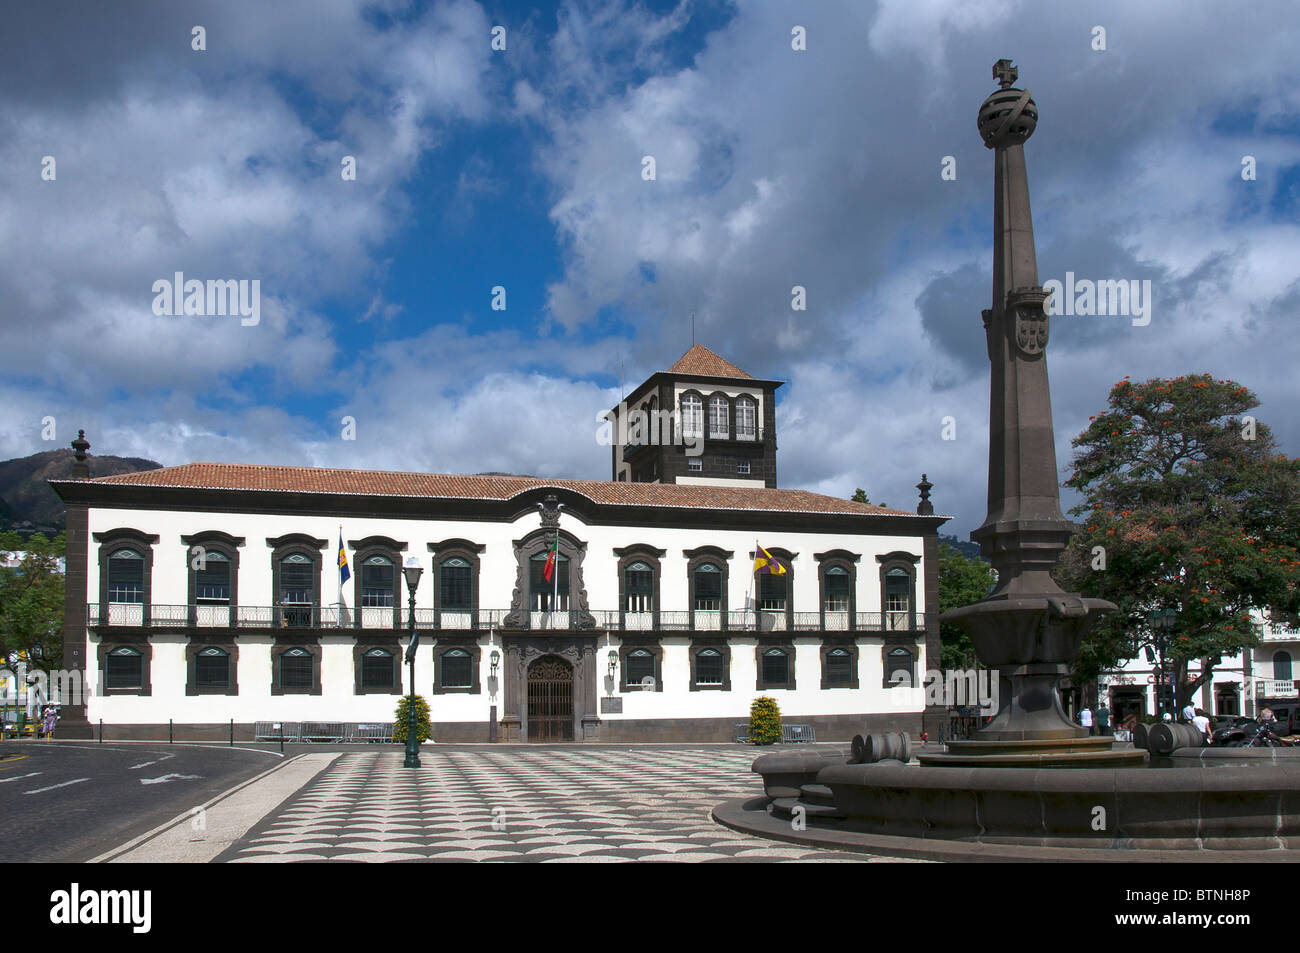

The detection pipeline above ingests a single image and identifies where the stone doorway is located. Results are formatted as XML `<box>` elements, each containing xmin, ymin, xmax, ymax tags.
<box><xmin>527</xmin><ymin>655</ymin><xmax>574</xmax><ymax>742</ymax></box>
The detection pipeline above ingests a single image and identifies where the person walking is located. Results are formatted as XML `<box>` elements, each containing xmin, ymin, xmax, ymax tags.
<box><xmin>1192</xmin><ymin>709</ymin><xmax>1211</xmax><ymax>743</ymax></box>
<box><xmin>1079</xmin><ymin>705</ymin><xmax>1094</xmax><ymax>736</ymax></box>
<box><xmin>1097</xmin><ymin>705</ymin><xmax>1110</xmax><ymax>736</ymax></box>
<box><xmin>41</xmin><ymin>705</ymin><xmax>56</xmax><ymax>741</ymax></box>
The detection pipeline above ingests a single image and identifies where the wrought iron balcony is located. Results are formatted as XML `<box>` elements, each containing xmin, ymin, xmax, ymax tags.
<box><xmin>85</xmin><ymin>603</ymin><xmax>925</xmax><ymax>634</ymax></box>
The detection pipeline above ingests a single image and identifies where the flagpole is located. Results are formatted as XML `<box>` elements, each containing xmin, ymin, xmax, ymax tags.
<box><xmin>748</xmin><ymin>540</ymin><xmax>758</xmax><ymax>632</ymax></box>
<box><xmin>553</xmin><ymin>527</ymin><xmax>560</xmax><ymax>627</ymax></box>
<box><xmin>338</xmin><ymin>524</ymin><xmax>343</xmax><ymax>628</ymax></box>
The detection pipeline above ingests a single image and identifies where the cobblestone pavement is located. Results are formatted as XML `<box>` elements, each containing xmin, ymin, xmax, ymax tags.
<box><xmin>217</xmin><ymin>746</ymin><xmax>921</xmax><ymax>863</ymax></box>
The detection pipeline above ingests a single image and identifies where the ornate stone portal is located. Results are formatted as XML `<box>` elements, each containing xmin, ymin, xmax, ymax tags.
<box><xmin>927</xmin><ymin>60</ymin><xmax>1138</xmax><ymax>766</ymax></box>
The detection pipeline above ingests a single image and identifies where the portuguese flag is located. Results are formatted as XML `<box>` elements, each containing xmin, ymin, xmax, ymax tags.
<box><xmin>543</xmin><ymin>534</ymin><xmax>559</xmax><ymax>582</ymax></box>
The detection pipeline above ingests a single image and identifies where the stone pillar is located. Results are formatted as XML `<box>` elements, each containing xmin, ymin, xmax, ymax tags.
<box><xmin>60</xmin><ymin>502</ymin><xmax>93</xmax><ymax>739</ymax></box>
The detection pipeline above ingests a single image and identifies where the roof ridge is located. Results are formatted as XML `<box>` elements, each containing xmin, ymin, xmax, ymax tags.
<box><xmin>77</xmin><ymin>462</ymin><xmax>931</xmax><ymax>516</ymax></box>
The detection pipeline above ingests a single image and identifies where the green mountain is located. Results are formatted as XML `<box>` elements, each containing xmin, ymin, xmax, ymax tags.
<box><xmin>0</xmin><ymin>448</ymin><xmax>162</xmax><ymax>533</ymax></box>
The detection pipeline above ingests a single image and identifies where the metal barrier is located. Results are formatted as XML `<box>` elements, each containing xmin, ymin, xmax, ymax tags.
<box><xmin>345</xmin><ymin>723</ymin><xmax>396</xmax><ymax>743</ymax></box>
<box><xmin>782</xmin><ymin>724</ymin><xmax>816</xmax><ymax>743</ymax></box>
<box><xmin>253</xmin><ymin>721</ymin><xmax>301</xmax><ymax>741</ymax></box>
<box><xmin>300</xmin><ymin>721</ymin><xmax>346</xmax><ymax>742</ymax></box>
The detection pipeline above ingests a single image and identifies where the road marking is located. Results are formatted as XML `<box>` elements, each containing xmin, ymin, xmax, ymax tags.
<box><xmin>0</xmin><ymin>772</ymin><xmax>41</xmax><ymax>784</ymax></box>
<box><xmin>94</xmin><ymin>754</ymin><xmax>339</xmax><ymax>863</ymax></box>
<box><xmin>139</xmin><ymin>773</ymin><xmax>202</xmax><ymax>785</ymax></box>
<box><xmin>25</xmin><ymin>778</ymin><xmax>89</xmax><ymax>794</ymax></box>
<box><xmin>129</xmin><ymin>755</ymin><xmax>175</xmax><ymax>770</ymax></box>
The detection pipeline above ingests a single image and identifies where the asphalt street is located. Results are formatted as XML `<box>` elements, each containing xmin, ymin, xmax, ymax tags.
<box><xmin>0</xmin><ymin>741</ymin><xmax>281</xmax><ymax>862</ymax></box>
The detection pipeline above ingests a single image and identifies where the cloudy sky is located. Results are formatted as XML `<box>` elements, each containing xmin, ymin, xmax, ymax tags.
<box><xmin>2</xmin><ymin>0</ymin><xmax>1298</xmax><ymax>539</ymax></box>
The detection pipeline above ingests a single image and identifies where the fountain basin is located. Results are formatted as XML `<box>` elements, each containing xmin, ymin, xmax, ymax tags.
<box><xmin>742</xmin><ymin>756</ymin><xmax>1300</xmax><ymax>853</ymax></box>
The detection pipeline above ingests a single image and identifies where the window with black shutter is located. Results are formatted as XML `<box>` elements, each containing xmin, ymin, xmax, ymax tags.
<box><xmin>441</xmin><ymin>649</ymin><xmax>472</xmax><ymax>688</ymax></box>
<box><xmin>106</xmin><ymin>647</ymin><xmax>143</xmax><ymax>689</ymax></box>
<box><xmin>196</xmin><ymin>647</ymin><xmax>229</xmax><ymax>691</ymax></box>
<box><xmin>279</xmin><ymin>648</ymin><xmax>313</xmax><ymax>691</ymax></box>
<box><xmin>440</xmin><ymin>558</ymin><xmax>472</xmax><ymax>609</ymax></box>
<box><xmin>107</xmin><ymin>550</ymin><xmax>145</xmax><ymax>603</ymax></box>
<box><xmin>361</xmin><ymin>648</ymin><xmax>395</xmax><ymax>690</ymax></box>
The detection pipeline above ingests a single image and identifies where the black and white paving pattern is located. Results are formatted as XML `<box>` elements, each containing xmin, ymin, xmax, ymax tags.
<box><xmin>215</xmin><ymin>746</ymin><xmax>917</xmax><ymax>863</ymax></box>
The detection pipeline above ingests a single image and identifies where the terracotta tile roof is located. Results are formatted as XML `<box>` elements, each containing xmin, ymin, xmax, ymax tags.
<box><xmin>667</xmin><ymin>344</ymin><xmax>755</xmax><ymax>380</ymax></box>
<box><xmin>84</xmin><ymin>462</ymin><xmax>923</xmax><ymax>517</ymax></box>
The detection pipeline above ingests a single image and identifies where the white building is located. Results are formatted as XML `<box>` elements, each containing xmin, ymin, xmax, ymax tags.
<box><xmin>1098</xmin><ymin>606</ymin><xmax>1300</xmax><ymax>729</ymax></box>
<box><xmin>52</xmin><ymin>348</ymin><xmax>950</xmax><ymax>742</ymax></box>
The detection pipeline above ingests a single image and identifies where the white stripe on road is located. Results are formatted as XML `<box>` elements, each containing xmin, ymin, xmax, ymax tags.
<box><xmin>0</xmin><ymin>772</ymin><xmax>42</xmax><ymax>784</ymax></box>
<box><xmin>25</xmin><ymin>778</ymin><xmax>90</xmax><ymax>794</ymax></box>
<box><xmin>129</xmin><ymin>755</ymin><xmax>175</xmax><ymax>770</ymax></box>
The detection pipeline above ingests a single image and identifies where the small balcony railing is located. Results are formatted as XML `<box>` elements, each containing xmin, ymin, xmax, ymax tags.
<box><xmin>86</xmin><ymin>603</ymin><xmax>925</xmax><ymax>634</ymax></box>
<box><xmin>1254</xmin><ymin>679</ymin><xmax>1297</xmax><ymax>699</ymax></box>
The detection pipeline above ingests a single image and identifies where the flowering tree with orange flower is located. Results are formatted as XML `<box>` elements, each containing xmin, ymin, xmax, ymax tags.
<box><xmin>1056</xmin><ymin>375</ymin><xmax>1300</xmax><ymax>710</ymax></box>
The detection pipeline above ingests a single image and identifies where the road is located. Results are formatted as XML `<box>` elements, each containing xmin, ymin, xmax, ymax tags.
<box><xmin>0</xmin><ymin>741</ymin><xmax>281</xmax><ymax>862</ymax></box>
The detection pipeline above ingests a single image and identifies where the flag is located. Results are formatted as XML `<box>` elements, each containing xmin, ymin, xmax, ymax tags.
<box><xmin>337</xmin><ymin>531</ymin><xmax>350</xmax><ymax>584</ymax></box>
<box><xmin>754</xmin><ymin>542</ymin><xmax>787</xmax><ymax>575</ymax></box>
<box><xmin>543</xmin><ymin>533</ymin><xmax>559</xmax><ymax>582</ymax></box>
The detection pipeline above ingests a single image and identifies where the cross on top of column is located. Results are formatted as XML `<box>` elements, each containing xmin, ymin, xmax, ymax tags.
<box><xmin>993</xmin><ymin>59</ymin><xmax>1017</xmax><ymax>89</ymax></box>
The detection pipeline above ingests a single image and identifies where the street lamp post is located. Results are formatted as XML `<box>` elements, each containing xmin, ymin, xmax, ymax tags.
<box><xmin>402</xmin><ymin>558</ymin><xmax>424</xmax><ymax>768</ymax></box>
<box><xmin>488</xmin><ymin>649</ymin><xmax>500</xmax><ymax>743</ymax></box>
<box><xmin>1144</xmin><ymin>608</ymin><xmax>1177</xmax><ymax>717</ymax></box>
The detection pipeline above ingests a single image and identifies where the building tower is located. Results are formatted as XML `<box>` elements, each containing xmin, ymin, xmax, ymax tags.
<box><xmin>608</xmin><ymin>344</ymin><xmax>782</xmax><ymax>488</ymax></box>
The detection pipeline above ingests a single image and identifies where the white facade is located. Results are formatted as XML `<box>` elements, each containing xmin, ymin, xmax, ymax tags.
<box><xmin>62</xmin><ymin>469</ymin><xmax>946</xmax><ymax>742</ymax></box>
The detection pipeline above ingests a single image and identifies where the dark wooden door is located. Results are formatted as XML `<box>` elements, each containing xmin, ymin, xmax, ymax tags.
<box><xmin>527</xmin><ymin>656</ymin><xmax>573</xmax><ymax>742</ymax></box>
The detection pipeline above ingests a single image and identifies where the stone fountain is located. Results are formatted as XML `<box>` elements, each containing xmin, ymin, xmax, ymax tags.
<box><xmin>717</xmin><ymin>62</ymin><xmax>1300</xmax><ymax>858</ymax></box>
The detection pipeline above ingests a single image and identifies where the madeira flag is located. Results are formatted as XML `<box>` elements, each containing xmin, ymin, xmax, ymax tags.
<box><xmin>754</xmin><ymin>542</ymin><xmax>787</xmax><ymax>575</ymax></box>
<box><xmin>338</xmin><ymin>530</ymin><xmax>351</xmax><ymax>584</ymax></box>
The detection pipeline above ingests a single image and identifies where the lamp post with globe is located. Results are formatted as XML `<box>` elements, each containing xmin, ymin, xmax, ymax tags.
<box><xmin>402</xmin><ymin>557</ymin><xmax>424</xmax><ymax>768</ymax></box>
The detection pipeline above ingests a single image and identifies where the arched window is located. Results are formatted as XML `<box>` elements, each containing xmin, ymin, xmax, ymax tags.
<box><xmin>885</xmin><ymin>567</ymin><xmax>912</xmax><ymax>630</ymax></box>
<box><xmin>105</xmin><ymin>646</ymin><xmax>143</xmax><ymax>690</ymax></box>
<box><xmin>107</xmin><ymin>550</ymin><xmax>145</xmax><ymax>603</ymax></box>
<box><xmin>626</xmin><ymin>648</ymin><xmax>656</xmax><ymax>688</ymax></box>
<box><xmin>825</xmin><ymin>647</ymin><xmax>853</xmax><ymax>687</ymax></box>
<box><xmin>360</xmin><ymin>555</ymin><xmax>396</xmax><ymax>608</ymax></box>
<box><xmin>1275</xmin><ymin>651</ymin><xmax>1293</xmax><ymax>683</ymax></box>
<box><xmin>195</xmin><ymin>647</ymin><xmax>230</xmax><ymax>692</ymax></box>
<box><xmin>708</xmin><ymin>395</ymin><xmax>729</xmax><ymax>438</ymax></box>
<box><xmin>736</xmin><ymin>396</ymin><xmax>757</xmax><ymax>440</ymax></box>
<box><xmin>195</xmin><ymin>551</ymin><xmax>231</xmax><ymax>604</ymax></box>
<box><xmin>440</xmin><ymin>557</ymin><xmax>472</xmax><ymax>610</ymax></box>
<box><xmin>530</xmin><ymin>551</ymin><xmax>569</xmax><ymax>611</ymax></box>
<box><xmin>361</xmin><ymin>648</ymin><xmax>396</xmax><ymax>691</ymax></box>
<box><xmin>440</xmin><ymin>648</ymin><xmax>473</xmax><ymax>688</ymax></box>
<box><xmin>681</xmin><ymin>393</ymin><xmax>703</xmax><ymax>438</ymax></box>
<box><xmin>823</xmin><ymin>566</ymin><xmax>851</xmax><ymax>612</ymax></box>
<box><xmin>279</xmin><ymin>553</ymin><xmax>315</xmax><ymax>627</ymax></box>
<box><xmin>695</xmin><ymin>648</ymin><xmax>724</xmax><ymax>686</ymax></box>
<box><xmin>758</xmin><ymin>570</ymin><xmax>788</xmax><ymax>610</ymax></box>
<box><xmin>761</xmin><ymin>647</ymin><xmax>791</xmax><ymax>688</ymax></box>
<box><xmin>278</xmin><ymin>647</ymin><xmax>314</xmax><ymax>692</ymax></box>
<box><xmin>624</xmin><ymin>561</ymin><xmax>654</xmax><ymax>613</ymax></box>
<box><xmin>885</xmin><ymin>647</ymin><xmax>915</xmax><ymax>687</ymax></box>
<box><xmin>693</xmin><ymin>563</ymin><xmax>722</xmax><ymax>610</ymax></box>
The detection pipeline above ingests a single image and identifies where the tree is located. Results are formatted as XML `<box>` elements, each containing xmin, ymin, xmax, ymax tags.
<box><xmin>392</xmin><ymin>694</ymin><xmax>433</xmax><ymax>743</ymax></box>
<box><xmin>937</xmin><ymin>543</ymin><xmax>995</xmax><ymax>670</ymax></box>
<box><xmin>850</xmin><ymin>488</ymin><xmax>885</xmax><ymax>506</ymax></box>
<box><xmin>1056</xmin><ymin>375</ymin><xmax>1300</xmax><ymax>709</ymax></box>
<box><xmin>0</xmin><ymin>530</ymin><xmax>65</xmax><ymax>671</ymax></box>
<box><xmin>747</xmin><ymin>696</ymin><xmax>782</xmax><ymax>745</ymax></box>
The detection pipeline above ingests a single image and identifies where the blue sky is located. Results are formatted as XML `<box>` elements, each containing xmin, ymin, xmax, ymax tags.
<box><xmin>2</xmin><ymin>0</ymin><xmax>1299</xmax><ymax>539</ymax></box>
